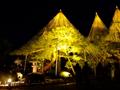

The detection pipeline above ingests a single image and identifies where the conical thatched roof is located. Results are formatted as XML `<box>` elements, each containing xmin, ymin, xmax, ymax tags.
<box><xmin>88</xmin><ymin>12</ymin><xmax>108</xmax><ymax>44</ymax></box>
<box><xmin>105</xmin><ymin>6</ymin><xmax>120</xmax><ymax>42</ymax></box>
<box><xmin>112</xmin><ymin>6</ymin><xmax>120</xmax><ymax>23</ymax></box>
<box><xmin>11</xmin><ymin>10</ymin><xmax>85</xmax><ymax>58</ymax></box>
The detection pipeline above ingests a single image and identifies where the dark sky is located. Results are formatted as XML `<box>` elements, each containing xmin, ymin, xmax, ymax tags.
<box><xmin>0</xmin><ymin>0</ymin><xmax>120</xmax><ymax>49</ymax></box>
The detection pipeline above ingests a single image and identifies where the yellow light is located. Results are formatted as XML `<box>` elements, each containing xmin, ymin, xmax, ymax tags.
<box><xmin>57</xmin><ymin>44</ymin><xmax>67</xmax><ymax>50</ymax></box>
<box><xmin>113</xmin><ymin>7</ymin><xmax>120</xmax><ymax>23</ymax></box>
<box><xmin>60</xmin><ymin>71</ymin><xmax>72</xmax><ymax>78</ymax></box>
<box><xmin>72</xmin><ymin>55</ymin><xmax>81</xmax><ymax>61</ymax></box>
<box><xmin>92</xmin><ymin>12</ymin><xmax>107</xmax><ymax>29</ymax></box>
<box><xmin>17</xmin><ymin>72</ymin><xmax>23</xmax><ymax>80</ymax></box>
<box><xmin>88</xmin><ymin>12</ymin><xmax>108</xmax><ymax>43</ymax></box>
<box><xmin>7</xmin><ymin>78</ymin><xmax>12</xmax><ymax>83</ymax></box>
<box><xmin>71</xmin><ymin>46</ymin><xmax>80</xmax><ymax>53</ymax></box>
<box><xmin>105</xmin><ymin>7</ymin><xmax>120</xmax><ymax>42</ymax></box>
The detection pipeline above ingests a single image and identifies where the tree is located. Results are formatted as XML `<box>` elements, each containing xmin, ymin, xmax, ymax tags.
<box><xmin>10</xmin><ymin>10</ymin><xmax>86</xmax><ymax>75</ymax></box>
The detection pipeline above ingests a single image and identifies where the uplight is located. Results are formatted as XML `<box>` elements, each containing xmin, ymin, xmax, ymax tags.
<box><xmin>7</xmin><ymin>78</ymin><xmax>12</xmax><ymax>83</ymax></box>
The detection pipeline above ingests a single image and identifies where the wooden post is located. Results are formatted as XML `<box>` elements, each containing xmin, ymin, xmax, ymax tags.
<box><xmin>42</xmin><ymin>60</ymin><xmax>44</xmax><ymax>73</ymax></box>
<box><xmin>55</xmin><ymin>50</ymin><xmax>61</xmax><ymax>76</ymax></box>
<box><xmin>55</xmin><ymin>58</ymin><xmax>58</xmax><ymax>76</ymax></box>
<box><xmin>24</xmin><ymin>55</ymin><xmax>27</xmax><ymax>73</ymax></box>
<box><xmin>84</xmin><ymin>50</ymin><xmax>87</xmax><ymax>62</ymax></box>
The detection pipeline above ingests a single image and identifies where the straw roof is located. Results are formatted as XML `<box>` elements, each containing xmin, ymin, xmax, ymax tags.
<box><xmin>88</xmin><ymin>12</ymin><xmax>108</xmax><ymax>44</ymax></box>
<box><xmin>105</xmin><ymin>6</ymin><xmax>120</xmax><ymax>42</ymax></box>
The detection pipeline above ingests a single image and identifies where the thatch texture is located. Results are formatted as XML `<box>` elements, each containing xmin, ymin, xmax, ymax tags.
<box><xmin>11</xmin><ymin>10</ymin><xmax>85</xmax><ymax>60</ymax></box>
<box><xmin>105</xmin><ymin>7</ymin><xmax>120</xmax><ymax>42</ymax></box>
<box><xmin>88</xmin><ymin>12</ymin><xmax>108</xmax><ymax>44</ymax></box>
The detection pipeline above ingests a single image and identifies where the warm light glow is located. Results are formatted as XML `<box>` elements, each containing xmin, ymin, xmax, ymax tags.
<box><xmin>88</xmin><ymin>12</ymin><xmax>108</xmax><ymax>44</ymax></box>
<box><xmin>11</xmin><ymin>9</ymin><xmax>103</xmax><ymax>73</ymax></box>
<box><xmin>60</xmin><ymin>71</ymin><xmax>72</xmax><ymax>77</ymax></box>
<box><xmin>11</xmin><ymin>10</ymin><xmax>85</xmax><ymax>61</ymax></box>
<box><xmin>105</xmin><ymin>7</ymin><xmax>120</xmax><ymax>42</ymax></box>
<box><xmin>17</xmin><ymin>72</ymin><xmax>23</xmax><ymax>80</ymax></box>
<box><xmin>72</xmin><ymin>55</ymin><xmax>81</xmax><ymax>61</ymax></box>
<box><xmin>113</xmin><ymin>6</ymin><xmax>120</xmax><ymax>23</ymax></box>
<box><xmin>7</xmin><ymin>78</ymin><xmax>12</xmax><ymax>83</ymax></box>
<box><xmin>92</xmin><ymin>12</ymin><xmax>107</xmax><ymax>29</ymax></box>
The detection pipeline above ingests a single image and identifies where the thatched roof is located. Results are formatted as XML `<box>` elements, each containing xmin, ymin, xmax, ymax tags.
<box><xmin>10</xmin><ymin>10</ymin><xmax>85</xmax><ymax>57</ymax></box>
<box><xmin>88</xmin><ymin>12</ymin><xmax>108</xmax><ymax>44</ymax></box>
<box><xmin>105</xmin><ymin>6</ymin><xmax>120</xmax><ymax>42</ymax></box>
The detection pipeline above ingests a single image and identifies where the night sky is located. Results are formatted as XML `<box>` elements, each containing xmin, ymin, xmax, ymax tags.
<box><xmin>0</xmin><ymin>0</ymin><xmax>120</xmax><ymax>50</ymax></box>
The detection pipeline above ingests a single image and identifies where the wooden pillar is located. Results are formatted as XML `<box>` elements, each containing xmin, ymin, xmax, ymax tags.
<box><xmin>32</xmin><ymin>61</ymin><xmax>37</xmax><ymax>73</ymax></box>
<box><xmin>55</xmin><ymin>50</ymin><xmax>61</xmax><ymax>76</ymax></box>
<box><xmin>24</xmin><ymin>55</ymin><xmax>27</xmax><ymax>73</ymax></box>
